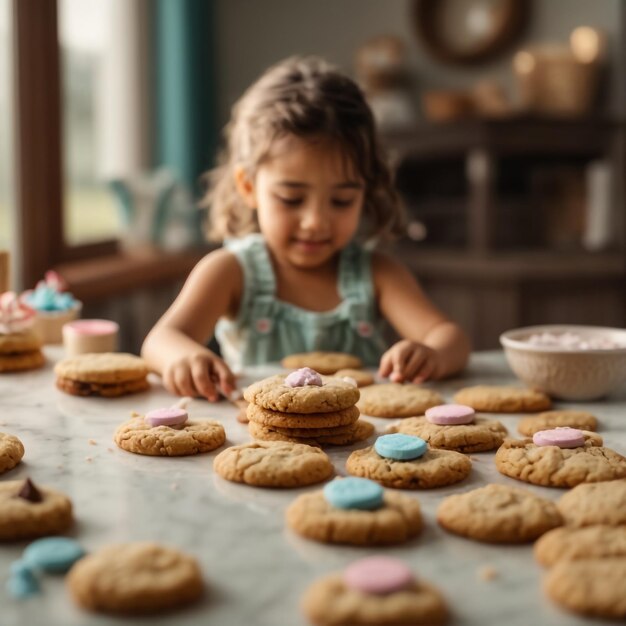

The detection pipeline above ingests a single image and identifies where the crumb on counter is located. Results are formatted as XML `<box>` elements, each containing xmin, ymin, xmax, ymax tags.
<box><xmin>477</xmin><ymin>565</ymin><xmax>498</xmax><ymax>581</ymax></box>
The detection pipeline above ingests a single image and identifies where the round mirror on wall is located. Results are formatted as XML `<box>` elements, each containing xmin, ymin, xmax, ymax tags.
<box><xmin>413</xmin><ymin>0</ymin><xmax>530</xmax><ymax>65</ymax></box>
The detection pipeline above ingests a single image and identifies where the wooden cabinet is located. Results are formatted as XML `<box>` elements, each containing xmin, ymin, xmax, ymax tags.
<box><xmin>383</xmin><ymin>118</ymin><xmax>626</xmax><ymax>349</ymax></box>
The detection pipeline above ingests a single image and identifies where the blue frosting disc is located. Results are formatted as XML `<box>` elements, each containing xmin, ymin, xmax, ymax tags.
<box><xmin>374</xmin><ymin>433</ymin><xmax>428</xmax><ymax>461</ymax></box>
<box><xmin>6</xmin><ymin>560</ymin><xmax>40</xmax><ymax>599</ymax></box>
<box><xmin>23</xmin><ymin>537</ymin><xmax>86</xmax><ymax>573</ymax></box>
<box><xmin>323</xmin><ymin>477</ymin><xmax>384</xmax><ymax>510</ymax></box>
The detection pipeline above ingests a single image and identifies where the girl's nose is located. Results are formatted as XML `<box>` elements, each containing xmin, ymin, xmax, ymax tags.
<box><xmin>300</xmin><ymin>205</ymin><xmax>326</xmax><ymax>231</ymax></box>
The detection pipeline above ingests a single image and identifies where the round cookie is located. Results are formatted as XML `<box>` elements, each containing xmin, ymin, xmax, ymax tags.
<box><xmin>334</xmin><ymin>369</ymin><xmax>375</xmax><ymax>387</ymax></box>
<box><xmin>55</xmin><ymin>352</ymin><xmax>148</xmax><ymax>382</ymax></box>
<box><xmin>437</xmin><ymin>484</ymin><xmax>562</xmax><ymax>543</ymax></box>
<box><xmin>244</xmin><ymin>374</ymin><xmax>359</xmax><ymax>413</ymax></box>
<box><xmin>357</xmin><ymin>383</ymin><xmax>444</xmax><ymax>418</ymax></box>
<box><xmin>249</xmin><ymin>419</ymin><xmax>374</xmax><ymax>447</ymax></box>
<box><xmin>387</xmin><ymin>416</ymin><xmax>507</xmax><ymax>453</ymax></box>
<box><xmin>495</xmin><ymin>434</ymin><xmax>626</xmax><ymax>488</ymax></box>
<box><xmin>453</xmin><ymin>385</ymin><xmax>551</xmax><ymax>413</ymax></box>
<box><xmin>556</xmin><ymin>479</ymin><xmax>626</xmax><ymax>527</ymax></box>
<box><xmin>0</xmin><ymin>350</ymin><xmax>45</xmax><ymax>373</ymax></box>
<box><xmin>346</xmin><ymin>446</ymin><xmax>471</xmax><ymax>489</ymax></box>
<box><xmin>286</xmin><ymin>489</ymin><xmax>423</xmax><ymax>545</ymax></box>
<box><xmin>544</xmin><ymin>557</ymin><xmax>626</xmax><ymax>619</ymax></box>
<box><xmin>246</xmin><ymin>403</ymin><xmax>360</xmax><ymax>429</ymax></box>
<box><xmin>67</xmin><ymin>542</ymin><xmax>203</xmax><ymax>614</ymax></box>
<box><xmin>281</xmin><ymin>351</ymin><xmax>362</xmax><ymax>375</ymax></box>
<box><xmin>213</xmin><ymin>441</ymin><xmax>334</xmax><ymax>488</ymax></box>
<box><xmin>114</xmin><ymin>417</ymin><xmax>225</xmax><ymax>456</ymax></box>
<box><xmin>0</xmin><ymin>480</ymin><xmax>73</xmax><ymax>540</ymax></box>
<box><xmin>534</xmin><ymin>525</ymin><xmax>626</xmax><ymax>567</ymax></box>
<box><xmin>0</xmin><ymin>432</ymin><xmax>25</xmax><ymax>474</ymax></box>
<box><xmin>517</xmin><ymin>410</ymin><xmax>598</xmax><ymax>437</ymax></box>
<box><xmin>55</xmin><ymin>352</ymin><xmax>149</xmax><ymax>397</ymax></box>
<box><xmin>302</xmin><ymin>570</ymin><xmax>448</xmax><ymax>626</ymax></box>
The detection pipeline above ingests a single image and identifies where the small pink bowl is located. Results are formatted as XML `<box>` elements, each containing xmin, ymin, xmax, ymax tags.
<box><xmin>63</xmin><ymin>319</ymin><xmax>119</xmax><ymax>356</ymax></box>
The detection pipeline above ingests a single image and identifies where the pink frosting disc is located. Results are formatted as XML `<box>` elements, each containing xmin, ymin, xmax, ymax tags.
<box><xmin>532</xmin><ymin>427</ymin><xmax>585</xmax><ymax>448</ymax></box>
<box><xmin>284</xmin><ymin>367</ymin><xmax>323</xmax><ymax>387</ymax></box>
<box><xmin>425</xmin><ymin>404</ymin><xmax>475</xmax><ymax>425</ymax></box>
<box><xmin>343</xmin><ymin>557</ymin><xmax>414</xmax><ymax>595</ymax></box>
<box><xmin>65</xmin><ymin>319</ymin><xmax>119</xmax><ymax>336</ymax></box>
<box><xmin>145</xmin><ymin>407</ymin><xmax>188</xmax><ymax>428</ymax></box>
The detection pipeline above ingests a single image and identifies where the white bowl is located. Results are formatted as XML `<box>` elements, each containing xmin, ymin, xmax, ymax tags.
<box><xmin>500</xmin><ymin>325</ymin><xmax>626</xmax><ymax>401</ymax></box>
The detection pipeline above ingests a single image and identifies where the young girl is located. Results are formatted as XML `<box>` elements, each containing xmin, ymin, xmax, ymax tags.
<box><xmin>142</xmin><ymin>57</ymin><xmax>470</xmax><ymax>401</ymax></box>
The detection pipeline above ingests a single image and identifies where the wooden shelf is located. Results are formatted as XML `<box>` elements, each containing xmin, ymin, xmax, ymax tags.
<box><xmin>383</xmin><ymin>117</ymin><xmax>618</xmax><ymax>159</ymax></box>
<box><xmin>385</xmin><ymin>117</ymin><xmax>624</xmax><ymax>255</ymax></box>
<box><xmin>54</xmin><ymin>246</ymin><xmax>211</xmax><ymax>303</ymax></box>
<box><xmin>397</xmin><ymin>245</ymin><xmax>626</xmax><ymax>282</ymax></box>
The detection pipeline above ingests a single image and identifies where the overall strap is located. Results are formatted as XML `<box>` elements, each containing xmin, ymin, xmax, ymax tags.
<box><xmin>338</xmin><ymin>242</ymin><xmax>378</xmax><ymax>339</ymax></box>
<box><xmin>223</xmin><ymin>234</ymin><xmax>276</xmax><ymax>327</ymax></box>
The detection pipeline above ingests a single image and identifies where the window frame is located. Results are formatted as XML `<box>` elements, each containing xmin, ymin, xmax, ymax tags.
<box><xmin>13</xmin><ymin>0</ymin><xmax>117</xmax><ymax>290</ymax></box>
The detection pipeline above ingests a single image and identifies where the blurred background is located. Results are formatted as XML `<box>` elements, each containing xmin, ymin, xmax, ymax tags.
<box><xmin>1</xmin><ymin>0</ymin><xmax>624</xmax><ymax>352</ymax></box>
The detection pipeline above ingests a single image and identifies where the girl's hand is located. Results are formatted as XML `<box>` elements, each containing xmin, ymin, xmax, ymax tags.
<box><xmin>162</xmin><ymin>350</ymin><xmax>236</xmax><ymax>402</ymax></box>
<box><xmin>378</xmin><ymin>339</ymin><xmax>440</xmax><ymax>384</ymax></box>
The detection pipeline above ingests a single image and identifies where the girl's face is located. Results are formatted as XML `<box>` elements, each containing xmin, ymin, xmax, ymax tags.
<box><xmin>237</xmin><ymin>134</ymin><xmax>365</xmax><ymax>270</ymax></box>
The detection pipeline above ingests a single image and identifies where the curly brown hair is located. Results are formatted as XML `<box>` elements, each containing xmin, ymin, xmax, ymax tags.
<box><xmin>202</xmin><ymin>56</ymin><xmax>406</xmax><ymax>243</ymax></box>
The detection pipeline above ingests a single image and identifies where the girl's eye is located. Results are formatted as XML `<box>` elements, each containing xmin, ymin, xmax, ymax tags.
<box><xmin>332</xmin><ymin>198</ymin><xmax>355</xmax><ymax>208</ymax></box>
<box><xmin>276</xmin><ymin>196</ymin><xmax>303</xmax><ymax>207</ymax></box>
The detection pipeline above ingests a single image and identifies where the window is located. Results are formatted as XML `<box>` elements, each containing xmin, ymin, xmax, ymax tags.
<box><xmin>58</xmin><ymin>0</ymin><xmax>121</xmax><ymax>245</ymax></box>
<box><xmin>13</xmin><ymin>0</ymin><xmax>153</xmax><ymax>288</ymax></box>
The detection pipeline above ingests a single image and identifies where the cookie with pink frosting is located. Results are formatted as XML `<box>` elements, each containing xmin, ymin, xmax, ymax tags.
<box><xmin>386</xmin><ymin>404</ymin><xmax>507</xmax><ymax>453</ymax></box>
<box><xmin>244</xmin><ymin>373</ymin><xmax>359</xmax><ymax>414</ymax></box>
<box><xmin>114</xmin><ymin>409</ymin><xmax>225</xmax><ymax>456</ymax></box>
<box><xmin>302</xmin><ymin>556</ymin><xmax>449</xmax><ymax>625</ymax></box>
<box><xmin>495</xmin><ymin>431</ymin><xmax>626</xmax><ymax>488</ymax></box>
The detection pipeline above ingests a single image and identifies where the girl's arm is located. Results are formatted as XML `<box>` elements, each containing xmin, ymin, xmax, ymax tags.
<box><xmin>373</xmin><ymin>251</ymin><xmax>471</xmax><ymax>381</ymax></box>
<box><xmin>141</xmin><ymin>248</ymin><xmax>243</xmax><ymax>400</ymax></box>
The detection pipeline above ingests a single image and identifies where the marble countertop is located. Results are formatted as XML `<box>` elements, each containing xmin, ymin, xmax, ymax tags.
<box><xmin>2</xmin><ymin>347</ymin><xmax>625</xmax><ymax>626</ymax></box>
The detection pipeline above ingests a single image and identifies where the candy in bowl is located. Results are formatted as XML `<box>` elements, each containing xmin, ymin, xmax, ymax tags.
<box><xmin>500</xmin><ymin>325</ymin><xmax>626</xmax><ymax>401</ymax></box>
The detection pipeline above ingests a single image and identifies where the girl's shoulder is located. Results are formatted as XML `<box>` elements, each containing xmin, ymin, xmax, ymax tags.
<box><xmin>371</xmin><ymin>248</ymin><xmax>407</xmax><ymax>275</ymax></box>
<box><xmin>370</xmin><ymin>249</ymin><xmax>414</xmax><ymax>293</ymax></box>
<box><xmin>189</xmin><ymin>246</ymin><xmax>243</xmax><ymax>289</ymax></box>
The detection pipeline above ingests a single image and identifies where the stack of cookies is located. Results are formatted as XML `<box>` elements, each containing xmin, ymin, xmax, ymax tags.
<box><xmin>244</xmin><ymin>368</ymin><xmax>374</xmax><ymax>447</ymax></box>
<box><xmin>0</xmin><ymin>292</ymin><xmax>45</xmax><ymax>373</ymax></box>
